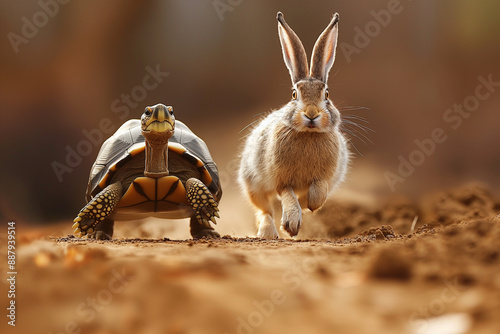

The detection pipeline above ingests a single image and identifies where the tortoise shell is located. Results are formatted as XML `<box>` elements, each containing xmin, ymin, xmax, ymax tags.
<box><xmin>86</xmin><ymin>119</ymin><xmax>221</xmax><ymax>204</ymax></box>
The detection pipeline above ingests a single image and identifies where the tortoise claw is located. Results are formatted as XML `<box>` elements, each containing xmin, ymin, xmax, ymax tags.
<box><xmin>72</xmin><ymin>217</ymin><xmax>97</xmax><ymax>237</ymax></box>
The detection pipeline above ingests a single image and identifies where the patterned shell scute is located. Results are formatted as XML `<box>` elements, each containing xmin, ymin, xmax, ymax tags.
<box><xmin>86</xmin><ymin>119</ymin><xmax>221</xmax><ymax>201</ymax></box>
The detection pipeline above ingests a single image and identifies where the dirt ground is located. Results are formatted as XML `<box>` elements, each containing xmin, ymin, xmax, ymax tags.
<box><xmin>2</xmin><ymin>183</ymin><xmax>500</xmax><ymax>334</ymax></box>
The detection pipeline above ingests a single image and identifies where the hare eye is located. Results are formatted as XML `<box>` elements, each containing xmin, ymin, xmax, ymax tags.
<box><xmin>292</xmin><ymin>89</ymin><xmax>297</xmax><ymax>100</ymax></box>
<box><xmin>325</xmin><ymin>89</ymin><xmax>329</xmax><ymax>100</ymax></box>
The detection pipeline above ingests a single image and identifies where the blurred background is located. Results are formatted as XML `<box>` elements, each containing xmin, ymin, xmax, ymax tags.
<box><xmin>1</xmin><ymin>0</ymin><xmax>499</xmax><ymax>233</ymax></box>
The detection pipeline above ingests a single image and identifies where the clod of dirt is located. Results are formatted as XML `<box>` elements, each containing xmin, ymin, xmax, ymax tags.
<box><xmin>361</xmin><ymin>225</ymin><xmax>396</xmax><ymax>240</ymax></box>
<box><xmin>413</xmin><ymin>224</ymin><xmax>435</xmax><ymax>235</ymax></box>
<box><xmin>367</xmin><ymin>247</ymin><xmax>412</xmax><ymax>281</ymax></box>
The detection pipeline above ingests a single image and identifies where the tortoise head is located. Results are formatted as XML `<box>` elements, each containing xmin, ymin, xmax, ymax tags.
<box><xmin>141</xmin><ymin>104</ymin><xmax>175</xmax><ymax>144</ymax></box>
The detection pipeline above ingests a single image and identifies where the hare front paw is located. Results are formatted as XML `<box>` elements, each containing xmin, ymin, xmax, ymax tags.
<box><xmin>279</xmin><ymin>187</ymin><xmax>302</xmax><ymax>237</ymax></box>
<box><xmin>281</xmin><ymin>207</ymin><xmax>302</xmax><ymax>237</ymax></box>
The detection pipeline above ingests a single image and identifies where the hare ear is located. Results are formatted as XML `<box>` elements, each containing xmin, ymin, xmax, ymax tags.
<box><xmin>310</xmin><ymin>13</ymin><xmax>339</xmax><ymax>83</ymax></box>
<box><xmin>277</xmin><ymin>12</ymin><xmax>309</xmax><ymax>85</ymax></box>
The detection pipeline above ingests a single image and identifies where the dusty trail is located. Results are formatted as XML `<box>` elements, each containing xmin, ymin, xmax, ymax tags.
<box><xmin>2</xmin><ymin>183</ymin><xmax>500</xmax><ymax>334</ymax></box>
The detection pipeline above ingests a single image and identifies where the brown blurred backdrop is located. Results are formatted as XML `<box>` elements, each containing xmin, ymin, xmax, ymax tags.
<box><xmin>1</xmin><ymin>0</ymin><xmax>500</xmax><ymax>227</ymax></box>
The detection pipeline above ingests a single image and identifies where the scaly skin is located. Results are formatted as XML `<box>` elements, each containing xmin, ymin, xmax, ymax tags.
<box><xmin>186</xmin><ymin>178</ymin><xmax>220</xmax><ymax>228</ymax></box>
<box><xmin>72</xmin><ymin>182</ymin><xmax>122</xmax><ymax>237</ymax></box>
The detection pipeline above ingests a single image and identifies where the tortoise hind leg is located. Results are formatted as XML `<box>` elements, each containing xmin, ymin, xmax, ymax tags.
<box><xmin>93</xmin><ymin>218</ymin><xmax>114</xmax><ymax>240</ymax></box>
<box><xmin>72</xmin><ymin>182</ymin><xmax>122</xmax><ymax>237</ymax></box>
<box><xmin>190</xmin><ymin>216</ymin><xmax>220</xmax><ymax>239</ymax></box>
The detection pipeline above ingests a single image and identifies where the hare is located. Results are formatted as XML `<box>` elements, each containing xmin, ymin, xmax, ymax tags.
<box><xmin>238</xmin><ymin>12</ymin><xmax>350</xmax><ymax>239</ymax></box>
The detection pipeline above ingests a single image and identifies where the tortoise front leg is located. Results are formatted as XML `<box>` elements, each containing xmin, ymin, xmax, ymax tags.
<box><xmin>72</xmin><ymin>182</ymin><xmax>122</xmax><ymax>237</ymax></box>
<box><xmin>185</xmin><ymin>178</ymin><xmax>220</xmax><ymax>228</ymax></box>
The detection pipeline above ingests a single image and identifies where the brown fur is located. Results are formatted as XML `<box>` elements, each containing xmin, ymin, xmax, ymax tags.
<box><xmin>273</xmin><ymin>127</ymin><xmax>339</xmax><ymax>193</ymax></box>
<box><xmin>297</xmin><ymin>80</ymin><xmax>324</xmax><ymax>102</ymax></box>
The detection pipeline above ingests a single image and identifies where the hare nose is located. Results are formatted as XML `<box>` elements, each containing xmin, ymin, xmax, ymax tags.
<box><xmin>304</xmin><ymin>106</ymin><xmax>320</xmax><ymax>120</ymax></box>
<box><xmin>305</xmin><ymin>114</ymin><xmax>319</xmax><ymax>121</ymax></box>
<box><xmin>304</xmin><ymin>113</ymin><xmax>319</xmax><ymax>128</ymax></box>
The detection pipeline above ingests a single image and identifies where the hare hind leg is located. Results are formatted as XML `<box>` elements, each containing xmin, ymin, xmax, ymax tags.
<box><xmin>307</xmin><ymin>180</ymin><xmax>329</xmax><ymax>212</ymax></box>
<box><xmin>279</xmin><ymin>187</ymin><xmax>302</xmax><ymax>237</ymax></box>
<box><xmin>248</xmin><ymin>191</ymin><xmax>278</xmax><ymax>239</ymax></box>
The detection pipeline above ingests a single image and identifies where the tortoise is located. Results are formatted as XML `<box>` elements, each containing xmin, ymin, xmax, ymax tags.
<box><xmin>72</xmin><ymin>103</ymin><xmax>222</xmax><ymax>240</ymax></box>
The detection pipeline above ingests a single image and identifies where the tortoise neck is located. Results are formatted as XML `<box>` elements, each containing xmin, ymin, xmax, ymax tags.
<box><xmin>144</xmin><ymin>140</ymin><xmax>169</xmax><ymax>178</ymax></box>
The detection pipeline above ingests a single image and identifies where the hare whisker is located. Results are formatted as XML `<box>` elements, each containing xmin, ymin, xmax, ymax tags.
<box><xmin>342</xmin><ymin>125</ymin><xmax>373</xmax><ymax>145</ymax></box>
<box><xmin>343</xmin><ymin>119</ymin><xmax>374</xmax><ymax>133</ymax></box>
<box><xmin>338</xmin><ymin>105</ymin><xmax>371</xmax><ymax>111</ymax></box>
<box><xmin>343</xmin><ymin>122</ymin><xmax>373</xmax><ymax>144</ymax></box>
<box><xmin>239</xmin><ymin>119</ymin><xmax>262</xmax><ymax>135</ymax></box>
<box><xmin>346</xmin><ymin>136</ymin><xmax>364</xmax><ymax>157</ymax></box>
<box><xmin>342</xmin><ymin>114</ymin><xmax>370</xmax><ymax>123</ymax></box>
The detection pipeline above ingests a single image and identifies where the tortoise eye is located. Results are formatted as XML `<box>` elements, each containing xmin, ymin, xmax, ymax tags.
<box><xmin>144</xmin><ymin>108</ymin><xmax>152</xmax><ymax>116</ymax></box>
<box><xmin>325</xmin><ymin>89</ymin><xmax>329</xmax><ymax>100</ymax></box>
<box><xmin>292</xmin><ymin>89</ymin><xmax>297</xmax><ymax>100</ymax></box>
